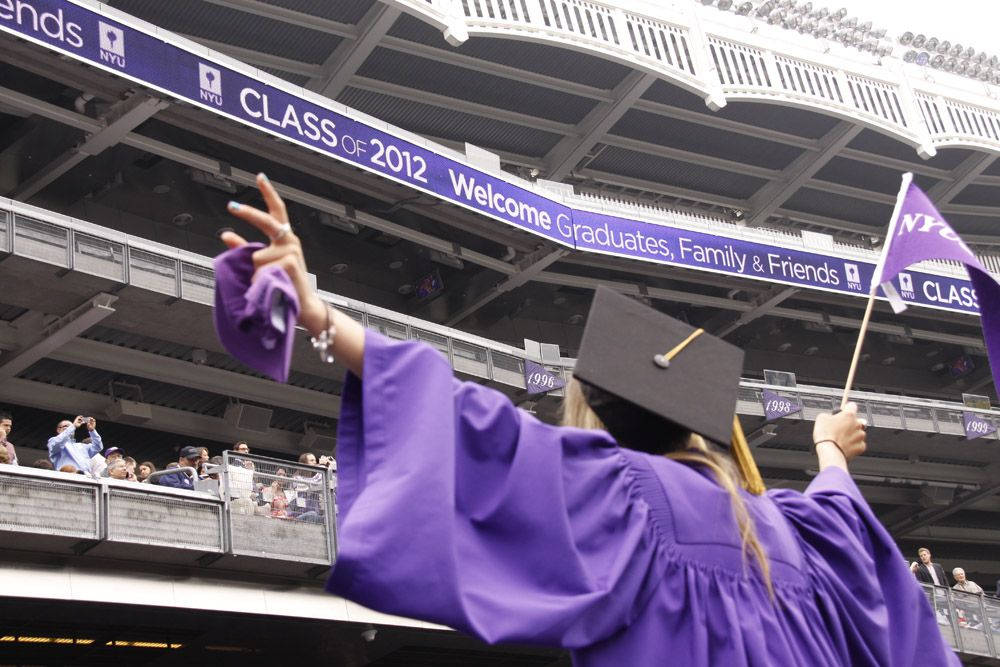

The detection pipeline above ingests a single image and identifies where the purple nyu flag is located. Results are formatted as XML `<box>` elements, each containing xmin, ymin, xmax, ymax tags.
<box><xmin>874</xmin><ymin>174</ymin><xmax>1000</xmax><ymax>395</ymax></box>
<box><xmin>761</xmin><ymin>389</ymin><xmax>802</xmax><ymax>421</ymax></box>
<box><xmin>524</xmin><ymin>360</ymin><xmax>566</xmax><ymax>395</ymax></box>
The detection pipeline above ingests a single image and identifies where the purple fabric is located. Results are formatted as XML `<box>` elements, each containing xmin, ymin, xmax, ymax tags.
<box><xmin>327</xmin><ymin>332</ymin><xmax>959</xmax><ymax>666</ymax></box>
<box><xmin>213</xmin><ymin>243</ymin><xmax>299</xmax><ymax>383</ymax></box>
<box><xmin>878</xmin><ymin>178</ymin><xmax>1000</xmax><ymax>395</ymax></box>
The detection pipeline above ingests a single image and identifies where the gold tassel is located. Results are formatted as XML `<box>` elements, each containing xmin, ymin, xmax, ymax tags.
<box><xmin>731</xmin><ymin>415</ymin><xmax>766</xmax><ymax>495</ymax></box>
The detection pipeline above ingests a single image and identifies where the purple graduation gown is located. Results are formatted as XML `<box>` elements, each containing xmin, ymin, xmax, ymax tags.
<box><xmin>327</xmin><ymin>332</ymin><xmax>959</xmax><ymax>666</ymax></box>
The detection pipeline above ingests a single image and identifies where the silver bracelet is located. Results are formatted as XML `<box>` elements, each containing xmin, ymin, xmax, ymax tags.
<box><xmin>310</xmin><ymin>303</ymin><xmax>337</xmax><ymax>364</ymax></box>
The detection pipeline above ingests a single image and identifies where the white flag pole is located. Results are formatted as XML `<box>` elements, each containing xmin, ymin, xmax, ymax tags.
<box><xmin>840</xmin><ymin>172</ymin><xmax>913</xmax><ymax>409</ymax></box>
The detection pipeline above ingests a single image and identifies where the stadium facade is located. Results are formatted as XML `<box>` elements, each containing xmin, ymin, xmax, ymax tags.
<box><xmin>1</xmin><ymin>0</ymin><xmax>1000</xmax><ymax>662</ymax></box>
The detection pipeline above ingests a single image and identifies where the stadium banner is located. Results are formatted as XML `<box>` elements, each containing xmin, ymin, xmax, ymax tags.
<box><xmin>0</xmin><ymin>0</ymin><xmax>983</xmax><ymax>316</ymax></box>
<box><xmin>760</xmin><ymin>389</ymin><xmax>802</xmax><ymax>421</ymax></box>
<box><xmin>523</xmin><ymin>361</ymin><xmax>566</xmax><ymax>395</ymax></box>
<box><xmin>962</xmin><ymin>411</ymin><xmax>997</xmax><ymax>441</ymax></box>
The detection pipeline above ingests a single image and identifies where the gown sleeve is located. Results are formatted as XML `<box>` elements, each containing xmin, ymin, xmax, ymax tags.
<box><xmin>770</xmin><ymin>467</ymin><xmax>960</xmax><ymax>666</ymax></box>
<box><xmin>326</xmin><ymin>331</ymin><xmax>664</xmax><ymax>647</ymax></box>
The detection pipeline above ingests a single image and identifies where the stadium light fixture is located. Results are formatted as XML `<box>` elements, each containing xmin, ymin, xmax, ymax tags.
<box><xmin>833</xmin><ymin>7</ymin><xmax>848</xmax><ymax>20</ymax></box>
<box><xmin>912</xmin><ymin>34</ymin><xmax>926</xmax><ymax>48</ymax></box>
<box><xmin>915</xmin><ymin>51</ymin><xmax>930</xmax><ymax>66</ymax></box>
<box><xmin>925</xmin><ymin>37</ymin><xmax>939</xmax><ymax>51</ymax></box>
<box><xmin>899</xmin><ymin>31</ymin><xmax>914</xmax><ymax>46</ymax></box>
<box><xmin>718</xmin><ymin>0</ymin><xmax>734</xmax><ymax>10</ymax></box>
<box><xmin>736</xmin><ymin>2</ymin><xmax>754</xmax><ymax>15</ymax></box>
<box><xmin>930</xmin><ymin>54</ymin><xmax>945</xmax><ymax>68</ymax></box>
<box><xmin>937</xmin><ymin>40</ymin><xmax>950</xmax><ymax>54</ymax></box>
<box><xmin>944</xmin><ymin>57</ymin><xmax>957</xmax><ymax>72</ymax></box>
<box><xmin>903</xmin><ymin>50</ymin><xmax>917</xmax><ymax>63</ymax></box>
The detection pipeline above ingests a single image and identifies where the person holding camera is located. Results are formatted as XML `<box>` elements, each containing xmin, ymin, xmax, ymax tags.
<box><xmin>47</xmin><ymin>416</ymin><xmax>103</xmax><ymax>474</ymax></box>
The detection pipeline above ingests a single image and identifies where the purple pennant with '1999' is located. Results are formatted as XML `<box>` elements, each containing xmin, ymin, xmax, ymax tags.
<box><xmin>524</xmin><ymin>361</ymin><xmax>566</xmax><ymax>396</ymax></box>
<box><xmin>762</xmin><ymin>389</ymin><xmax>802</xmax><ymax>421</ymax></box>
<box><xmin>963</xmin><ymin>411</ymin><xmax>997</xmax><ymax>441</ymax></box>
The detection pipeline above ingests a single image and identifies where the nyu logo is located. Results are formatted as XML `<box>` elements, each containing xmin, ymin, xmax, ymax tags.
<box><xmin>98</xmin><ymin>22</ymin><xmax>125</xmax><ymax>68</ymax></box>
<box><xmin>898</xmin><ymin>212</ymin><xmax>973</xmax><ymax>254</ymax></box>
<box><xmin>198</xmin><ymin>63</ymin><xmax>223</xmax><ymax>106</ymax></box>
<box><xmin>898</xmin><ymin>272</ymin><xmax>915</xmax><ymax>299</ymax></box>
<box><xmin>844</xmin><ymin>263</ymin><xmax>862</xmax><ymax>290</ymax></box>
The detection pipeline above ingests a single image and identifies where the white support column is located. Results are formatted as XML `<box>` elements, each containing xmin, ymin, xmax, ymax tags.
<box><xmin>745</xmin><ymin>121</ymin><xmax>861</xmax><ymax>228</ymax></box>
<box><xmin>306</xmin><ymin>4</ymin><xmax>402</xmax><ymax>99</ymax></box>
<box><xmin>543</xmin><ymin>71</ymin><xmax>657</xmax><ymax>181</ymax></box>
<box><xmin>0</xmin><ymin>293</ymin><xmax>117</xmax><ymax>378</ymax></box>
<box><xmin>684</xmin><ymin>4</ymin><xmax>726</xmax><ymax>111</ymax></box>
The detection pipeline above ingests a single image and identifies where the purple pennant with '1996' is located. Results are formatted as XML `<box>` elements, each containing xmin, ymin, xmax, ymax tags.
<box><xmin>761</xmin><ymin>389</ymin><xmax>802</xmax><ymax>421</ymax></box>
<box><xmin>963</xmin><ymin>411</ymin><xmax>997</xmax><ymax>441</ymax></box>
<box><xmin>524</xmin><ymin>361</ymin><xmax>566</xmax><ymax>396</ymax></box>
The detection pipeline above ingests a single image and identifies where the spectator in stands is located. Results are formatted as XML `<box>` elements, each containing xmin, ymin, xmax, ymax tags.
<box><xmin>48</xmin><ymin>416</ymin><xmax>102</xmax><ymax>474</ymax></box>
<box><xmin>155</xmin><ymin>446</ymin><xmax>201</xmax><ymax>490</ymax></box>
<box><xmin>123</xmin><ymin>456</ymin><xmax>137</xmax><ymax>479</ymax></box>
<box><xmin>952</xmin><ymin>568</ymin><xmax>984</xmax><ymax>595</ymax></box>
<box><xmin>206</xmin><ymin>455</ymin><xmax>223</xmax><ymax>480</ymax></box>
<box><xmin>197</xmin><ymin>446</ymin><xmax>210</xmax><ymax>475</ymax></box>
<box><xmin>0</xmin><ymin>409</ymin><xmax>18</xmax><ymax>465</ymax></box>
<box><xmin>106</xmin><ymin>458</ymin><xmax>130</xmax><ymax>481</ymax></box>
<box><xmin>136</xmin><ymin>461</ymin><xmax>156</xmax><ymax>483</ymax></box>
<box><xmin>31</xmin><ymin>458</ymin><xmax>53</xmax><ymax>470</ymax></box>
<box><xmin>911</xmin><ymin>547</ymin><xmax>949</xmax><ymax>587</ymax></box>
<box><xmin>98</xmin><ymin>447</ymin><xmax>123</xmax><ymax>477</ymax></box>
<box><xmin>234</xmin><ymin>440</ymin><xmax>250</xmax><ymax>455</ymax></box>
<box><xmin>0</xmin><ymin>446</ymin><xmax>8</xmax><ymax>465</ymax></box>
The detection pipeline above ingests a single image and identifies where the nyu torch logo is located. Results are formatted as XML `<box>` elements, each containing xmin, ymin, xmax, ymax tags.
<box><xmin>898</xmin><ymin>272</ymin><xmax>915</xmax><ymax>299</ymax></box>
<box><xmin>898</xmin><ymin>213</ymin><xmax>974</xmax><ymax>256</ymax></box>
<box><xmin>198</xmin><ymin>64</ymin><xmax>223</xmax><ymax>107</ymax></box>
<box><xmin>98</xmin><ymin>22</ymin><xmax>125</xmax><ymax>68</ymax></box>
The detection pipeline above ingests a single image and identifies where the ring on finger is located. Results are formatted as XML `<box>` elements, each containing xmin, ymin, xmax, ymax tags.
<box><xmin>271</xmin><ymin>223</ymin><xmax>291</xmax><ymax>241</ymax></box>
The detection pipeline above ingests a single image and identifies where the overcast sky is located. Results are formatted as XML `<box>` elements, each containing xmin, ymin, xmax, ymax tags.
<box><xmin>835</xmin><ymin>0</ymin><xmax>997</xmax><ymax>54</ymax></box>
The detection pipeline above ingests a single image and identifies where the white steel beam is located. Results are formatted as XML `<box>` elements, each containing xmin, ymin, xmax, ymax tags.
<box><xmin>927</xmin><ymin>152</ymin><xmax>998</xmax><ymax>206</ymax></box>
<box><xmin>445</xmin><ymin>248</ymin><xmax>569</xmax><ymax>326</ymax></box>
<box><xmin>199</xmin><ymin>0</ymin><xmax>355</xmax><ymax>37</ymax></box>
<box><xmin>307</xmin><ymin>4</ymin><xmax>402</xmax><ymax>99</ymax></box>
<box><xmin>0</xmin><ymin>293</ymin><xmax>117</xmax><ymax>378</ymax></box>
<box><xmin>50</xmin><ymin>338</ymin><xmax>339</xmax><ymax>418</ymax></box>
<box><xmin>745</xmin><ymin>122</ymin><xmax>861</xmax><ymax>227</ymax></box>
<box><xmin>10</xmin><ymin>94</ymin><xmax>168</xmax><ymax>201</ymax></box>
<box><xmin>543</xmin><ymin>72</ymin><xmax>657</xmax><ymax>181</ymax></box>
<box><xmin>713</xmin><ymin>286</ymin><xmax>799</xmax><ymax>338</ymax></box>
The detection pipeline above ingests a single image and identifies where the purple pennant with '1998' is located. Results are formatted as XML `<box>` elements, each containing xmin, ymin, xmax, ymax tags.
<box><xmin>524</xmin><ymin>361</ymin><xmax>566</xmax><ymax>396</ymax></box>
<box><xmin>963</xmin><ymin>411</ymin><xmax>997</xmax><ymax>441</ymax></box>
<box><xmin>762</xmin><ymin>389</ymin><xmax>802</xmax><ymax>421</ymax></box>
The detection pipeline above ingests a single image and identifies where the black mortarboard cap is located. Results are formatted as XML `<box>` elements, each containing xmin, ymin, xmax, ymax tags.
<box><xmin>573</xmin><ymin>287</ymin><xmax>744</xmax><ymax>447</ymax></box>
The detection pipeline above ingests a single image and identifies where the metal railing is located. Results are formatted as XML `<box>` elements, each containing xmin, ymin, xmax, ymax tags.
<box><xmin>2</xmin><ymin>202</ymin><xmax>999</xmax><ymax>440</ymax></box>
<box><xmin>0</xmin><ymin>458</ymin><xmax>337</xmax><ymax>572</ymax></box>
<box><xmin>921</xmin><ymin>583</ymin><xmax>1000</xmax><ymax>658</ymax></box>
<box><xmin>221</xmin><ymin>452</ymin><xmax>335</xmax><ymax>565</ymax></box>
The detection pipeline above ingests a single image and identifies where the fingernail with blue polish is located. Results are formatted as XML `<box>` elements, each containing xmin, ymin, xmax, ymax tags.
<box><xmin>227</xmin><ymin>201</ymin><xmax>240</xmax><ymax>211</ymax></box>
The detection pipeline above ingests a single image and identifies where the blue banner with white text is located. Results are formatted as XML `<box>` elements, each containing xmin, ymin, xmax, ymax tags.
<box><xmin>0</xmin><ymin>0</ymin><xmax>985</xmax><ymax>316</ymax></box>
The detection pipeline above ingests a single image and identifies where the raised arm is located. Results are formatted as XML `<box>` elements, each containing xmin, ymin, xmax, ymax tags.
<box><xmin>221</xmin><ymin>173</ymin><xmax>364</xmax><ymax>376</ymax></box>
<box><xmin>47</xmin><ymin>415</ymin><xmax>83</xmax><ymax>455</ymax></box>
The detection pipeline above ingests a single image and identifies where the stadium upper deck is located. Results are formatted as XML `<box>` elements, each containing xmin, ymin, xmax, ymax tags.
<box><xmin>1</xmin><ymin>0</ymin><xmax>1000</xmax><ymax>650</ymax></box>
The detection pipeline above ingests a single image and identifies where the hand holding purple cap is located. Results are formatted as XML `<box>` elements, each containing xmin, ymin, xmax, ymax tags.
<box><xmin>219</xmin><ymin>173</ymin><xmax>366</xmax><ymax>376</ymax></box>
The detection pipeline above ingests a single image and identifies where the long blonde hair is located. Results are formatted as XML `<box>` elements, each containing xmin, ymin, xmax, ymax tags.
<box><xmin>562</xmin><ymin>378</ymin><xmax>773</xmax><ymax>598</ymax></box>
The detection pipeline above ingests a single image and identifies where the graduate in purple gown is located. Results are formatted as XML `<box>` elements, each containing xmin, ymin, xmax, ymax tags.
<box><xmin>219</xmin><ymin>175</ymin><xmax>959</xmax><ymax>666</ymax></box>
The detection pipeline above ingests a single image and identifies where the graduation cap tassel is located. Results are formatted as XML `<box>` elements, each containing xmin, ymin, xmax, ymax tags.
<box><xmin>731</xmin><ymin>415</ymin><xmax>766</xmax><ymax>496</ymax></box>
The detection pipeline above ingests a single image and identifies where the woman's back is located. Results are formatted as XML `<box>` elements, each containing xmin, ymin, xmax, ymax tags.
<box><xmin>327</xmin><ymin>333</ymin><xmax>958</xmax><ymax>666</ymax></box>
